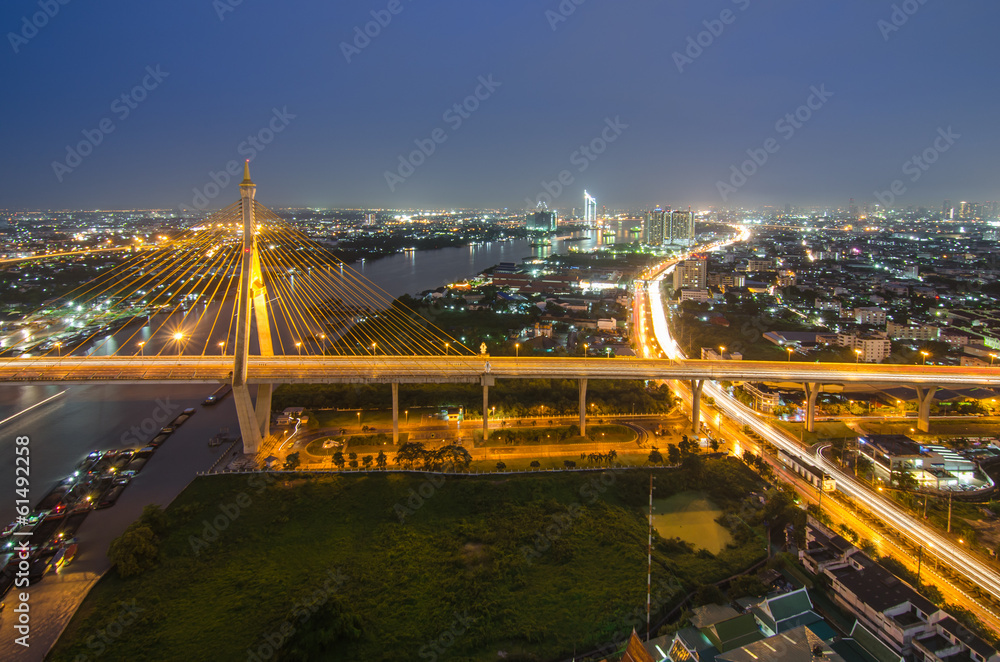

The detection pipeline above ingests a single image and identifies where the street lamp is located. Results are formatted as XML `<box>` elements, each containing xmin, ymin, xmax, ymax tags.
<box><xmin>919</xmin><ymin>350</ymin><xmax>929</xmax><ymax>365</ymax></box>
<box><xmin>405</xmin><ymin>409</ymin><xmax>409</xmax><ymax>424</ymax></box>
<box><xmin>583</xmin><ymin>342</ymin><xmax>588</xmax><ymax>358</ymax></box>
<box><xmin>787</xmin><ymin>347</ymin><xmax>794</xmax><ymax>362</ymax></box>
<box><xmin>719</xmin><ymin>345</ymin><xmax>726</xmax><ymax>358</ymax></box>
<box><xmin>218</xmin><ymin>341</ymin><xmax>225</xmax><ymax>354</ymax></box>
<box><xmin>855</xmin><ymin>349</ymin><xmax>863</xmax><ymax>363</ymax></box>
<box><xmin>173</xmin><ymin>332</ymin><xmax>185</xmax><ymax>355</ymax></box>
<box><xmin>138</xmin><ymin>341</ymin><xmax>145</xmax><ymax>356</ymax></box>
<box><xmin>991</xmin><ymin>353</ymin><xmax>997</xmax><ymax>366</ymax></box>
<box><xmin>295</xmin><ymin>341</ymin><xmax>302</xmax><ymax>356</ymax></box>
<box><xmin>318</xmin><ymin>334</ymin><xmax>326</xmax><ymax>353</ymax></box>
<box><xmin>515</xmin><ymin>342</ymin><xmax>519</xmax><ymax>358</ymax></box>
<box><xmin>444</xmin><ymin>342</ymin><xmax>450</xmax><ymax>355</ymax></box>
<box><xmin>54</xmin><ymin>341</ymin><xmax>62</xmax><ymax>357</ymax></box>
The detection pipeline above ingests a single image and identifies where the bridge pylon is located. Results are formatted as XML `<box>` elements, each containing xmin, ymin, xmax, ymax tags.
<box><xmin>232</xmin><ymin>162</ymin><xmax>274</xmax><ymax>455</ymax></box>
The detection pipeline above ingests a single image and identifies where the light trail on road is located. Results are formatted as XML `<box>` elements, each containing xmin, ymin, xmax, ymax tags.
<box><xmin>637</xmin><ymin>227</ymin><xmax>1000</xmax><ymax>624</ymax></box>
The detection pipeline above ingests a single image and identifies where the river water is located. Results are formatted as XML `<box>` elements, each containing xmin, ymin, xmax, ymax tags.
<box><xmin>0</xmin><ymin>225</ymin><xmax>642</xmax><ymax>523</ymax></box>
<box><xmin>353</xmin><ymin>223</ymin><xmax>641</xmax><ymax>297</ymax></box>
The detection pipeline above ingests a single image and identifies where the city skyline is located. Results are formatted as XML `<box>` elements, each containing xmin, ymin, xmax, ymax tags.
<box><xmin>0</xmin><ymin>1</ymin><xmax>998</xmax><ymax>211</ymax></box>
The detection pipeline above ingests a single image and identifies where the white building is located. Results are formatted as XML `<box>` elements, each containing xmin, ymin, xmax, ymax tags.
<box><xmin>854</xmin><ymin>307</ymin><xmax>887</xmax><ymax>326</ymax></box>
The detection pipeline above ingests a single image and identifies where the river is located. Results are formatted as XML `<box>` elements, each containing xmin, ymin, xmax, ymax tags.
<box><xmin>0</xmin><ymin>224</ymin><xmax>642</xmax><ymax>524</ymax></box>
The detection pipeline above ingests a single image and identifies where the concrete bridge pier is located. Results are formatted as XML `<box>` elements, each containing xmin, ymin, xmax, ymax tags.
<box><xmin>690</xmin><ymin>379</ymin><xmax>704</xmax><ymax>435</ymax></box>
<box><xmin>482</xmin><ymin>374</ymin><xmax>494</xmax><ymax>441</ymax></box>
<box><xmin>915</xmin><ymin>385</ymin><xmax>937</xmax><ymax>432</ymax></box>
<box><xmin>392</xmin><ymin>381</ymin><xmax>399</xmax><ymax>445</ymax></box>
<box><xmin>802</xmin><ymin>383</ymin><xmax>820</xmax><ymax>433</ymax></box>
<box><xmin>579</xmin><ymin>378</ymin><xmax>587</xmax><ymax>437</ymax></box>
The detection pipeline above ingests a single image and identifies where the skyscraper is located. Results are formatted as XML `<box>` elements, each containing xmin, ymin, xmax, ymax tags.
<box><xmin>527</xmin><ymin>209</ymin><xmax>557</xmax><ymax>232</ymax></box>
<box><xmin>669</xmin><ymin>208</ymin><xmax>695</xmax><ymax>245</ymax></box>
<box><xmin>584</xmin><ymin>191</ymin><xmax>597</xmax><ymax>224</ymax></box>
<box><xmin>643</xmin><ymin>208</ymin><xmax>667</xmax><ymax>245</ymax></box>
<box><xmin>943</xmin><ymin>200</ymin><xmax>952</xmax><ymax>216</ymax></box>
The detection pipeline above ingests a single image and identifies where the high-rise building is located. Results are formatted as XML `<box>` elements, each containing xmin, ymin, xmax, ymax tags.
<box><xmin>584</xmin><ymin>191</ymin><xmax>597</xmax><ymax>223</ymax></box>
<box><xmin>669</xmin><ymin>208</ymin><xmax>695</xmax><ymax>244</ymax></box>
<box><xmin>849</xmin><ymin>198</ymin><xmax>859</xmax><ymax>219</ymax></box>
<box><xmin>643</xmin><ymin>208</ymin><xmax>667</xmax><ymax>245</ymax></box>
<box><xmin>943</xmin><ymin>199</ymin><xmax>952</xmax><ymax>216</ymax></box>
<box><xmin>959</xmin><ymin>201</ymin><xmax>974</xmax><ymax>218</ymax></box>
<box><xmin>673</xmin><ymin>255</ymin><xmax>707</xmax><ymax>291</ymax></box>
<box><xmin>527</xmin><ymin>210</ymin><xmax>557</xmax><ymax>232</ymax></box>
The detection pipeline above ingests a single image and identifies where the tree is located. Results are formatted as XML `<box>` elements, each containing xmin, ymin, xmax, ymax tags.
<box><xmin>376</xmin><ymin>450</ymin><xmax>387</xmax><ymax>470</ymax></box>
<box><xmin>108</xmin><ymin>523</ymin><xmax>158</xmax><ymax>578</ymax></box>
<box><xmin>495</xmin><ymin>461</ymin><xmax>506</xmax><ymax>471</ymax></box>
<box><xmin>667</xmin><ymin>444</ymin><xmax>681</xmax><ymax>465</ymax></box>
<box><xmin>349</xmin><ymin>460</ymin><xmax>358</xmax><ymax>469</ymax></box>
<box><xmin>648</xmin><ymin>448</ymin><xmax>664</xmax><ymax>465</ymax></box>
<box><xmin>692</xmin><ymin>584</ymin><xmax>725</xmax><ymax>607</ymax></box>
<box><xmin>348</xmin><ymin>452</ymin><xmax>358</xmax><ymax>462</ymax></box>
<box><xmin>710</xmin><ymin>439</ymin><xmax>720</xmax><ymax>452</ymax></box>
<box><xmin>728</xmin><ymin>575</ymin><xmax>768</xmax><ymax>599</ymax></box>
<box><xmin>362</xmin><ymin>455</ymin><xmax>373</xmax><ymax>470</ymax></box>
<box><xmin>139</xmin><ymin>504</ymin><xmax>168</xmax><ymax>536</ymax></box>
<box><xmin>564</xmin><ymin>460</ymin><xmax>576</xmax><ymax>468</ymax></box>
<box><xmin>436</xmin><ymin>444</ymin><xmax>472</xmax><ymax>471</ymax></box>
<box><xmin>332</xmin><ymin>452</ymin><xmax>345</xmax><ymax>470</ymax></box>
<box><xmin>284</xmin><ymin>452</ymin><xmax>301</xmax><ymax>471</ymax></box>
<box><xmin>530</xmin><ymin>460</ymin><xmax>541</xmax><ymax>468</ymax></box>
<box><xmin>395</xmin><ymin>442</ymin><xmax>427</xmax><ymax>468</ymax></box>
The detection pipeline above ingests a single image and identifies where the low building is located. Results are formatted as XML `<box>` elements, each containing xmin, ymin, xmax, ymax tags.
<box><xmin>886</xmin><ymin>321</ymin><xmax>940</xmax><ymax>341</ymax></box>
<box><xmin>700</xmin><ymin>347</ymin><xmax>743</xmax><ymax>361</ymax></box>
<box><xmin>855</xmin><ymin>307</ymin><xmax>888</xmax><ymax>326</ymax></box>
<box><xmin>743</xmin><ymin>383</ymin><xmax>780</xmax><ymax>414</ymax></box>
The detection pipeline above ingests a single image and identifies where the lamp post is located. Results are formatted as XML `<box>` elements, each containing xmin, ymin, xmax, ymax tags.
<box><xmin>445</xmin><ymin>342</ymin><xmax>450</xmax><ymax>356</ymax></box>
<box><xmin>405</xmin><ymin>409</ymin><xmax>409</xmax><ymax>425</ymax></box>
<box><xmin>855</xmin><ymin>349</ymin><xmax>863</xmax><ymax>363</ymax></box>
<box><xmin>515</xmin><ymin>342</ymin><xmax>519</xmax><ymax>358</ymax></box>
<box><xmin>787</xmin><ymin>347</ymin><xmax>793</xmax><ymax>362</ymax></box>
<box><xmin>54</xmin><ymin>342</ymin><xmax>62</xmax><ymax>357</ymax></box>
<box><xmin>318</xmin><ymin>333</ymin><xmax>326</xmax><ymax>353</ymax></box>
<box><xmin>719</xmin><ymin>345</ymin><xmax>726</xmax><ymax>359</ymax></box>
<box><xmin>583</xmin><ymin>342</ymin><xmax>588</xmax><ymax>359</ymax></box>
<box><xmin>218</xmin><ymin>341</ymin><xmax>225</xmax><ymax>354</ymax></box>
<box><xmin>991</xmin><ymin>353</ymin><xmax>997</xmax><ymax>366</ymax></box>
<box><xmin>295</xmin><ymin>341</ymin><xmax>302</xmax><ymax>356</ymax></box>
<box><xmin>357</xmin><ymin>411</ymin><xmax>361</xmax><ymax>429</ymax></box>
<box><xmin>920</xmin><ymin>350</ymin><xmax>929</xmax><ymax>365</ymax></box>
<box><xmin>138</xmin><ymin>341</ymin><xmax>145</xmax><ymax>356</ymax></box>
<box><xmin>173</xmin><ymin>332</ymin><xmax>185</xmax><ymax>355</ymax></box>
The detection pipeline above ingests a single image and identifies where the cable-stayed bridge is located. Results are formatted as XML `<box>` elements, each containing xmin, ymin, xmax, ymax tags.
<box><xmin>1</xmin><ymin>165</ymin><xmax>997</xmax><ymax>454</ymax></box>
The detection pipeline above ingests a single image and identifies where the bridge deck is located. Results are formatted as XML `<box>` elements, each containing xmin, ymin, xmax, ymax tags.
<box><xmin>0</xmin><ymin>356</ymin><xmax>995</xmax><ymax>387</ymax></box>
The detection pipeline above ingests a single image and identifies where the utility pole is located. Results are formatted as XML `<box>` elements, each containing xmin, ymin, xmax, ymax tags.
<box><xmin>947</xmin><ymin>491</ymin><xmax>953</xmax><ymax>534</ymax></box>
<box><xmin>646</xmin><ymin>474</ymin><xmax>653</xmax><ymax>641</ymax></box>
<box><xmin>916</xmin><ymin>546</ymin><xmax>923</xmax><ymax>587</ymax></box>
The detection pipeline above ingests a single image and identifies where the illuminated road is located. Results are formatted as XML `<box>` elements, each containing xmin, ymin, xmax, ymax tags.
<box><xmin>636</xmin><ymin>230</ymin><xmax>1000</xmax><ymax>617</ymax></box>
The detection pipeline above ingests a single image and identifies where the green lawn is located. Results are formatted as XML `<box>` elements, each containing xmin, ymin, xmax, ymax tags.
<box><xmin>480</xmin><ymin>424</ymin><xmax>636</xmax><ymax>447</ymax></box>
<box><xmin>50</xmin><ymin>462</ymin><xmax>766</xmax><ymax>661</ymax></box>
<box><xmin>772</xmin><ymin>420</ymin><xmax>856</xmax><ymax>446</ymax></box>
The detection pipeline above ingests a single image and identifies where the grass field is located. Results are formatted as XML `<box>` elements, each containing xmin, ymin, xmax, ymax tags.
<box><xmin>50</xmin><ymin>462</ymin><xmax>766</xmax><ymax>661</ymax></box>
<box><xmin>652</xmin><ymin>491</ymin><xmax>734</xmax><ymax>555</ymax></box>
<box><xmin>772</xmin><ymin>420</ymin><xmax>856</xmax><ymax>445</ymax></box>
